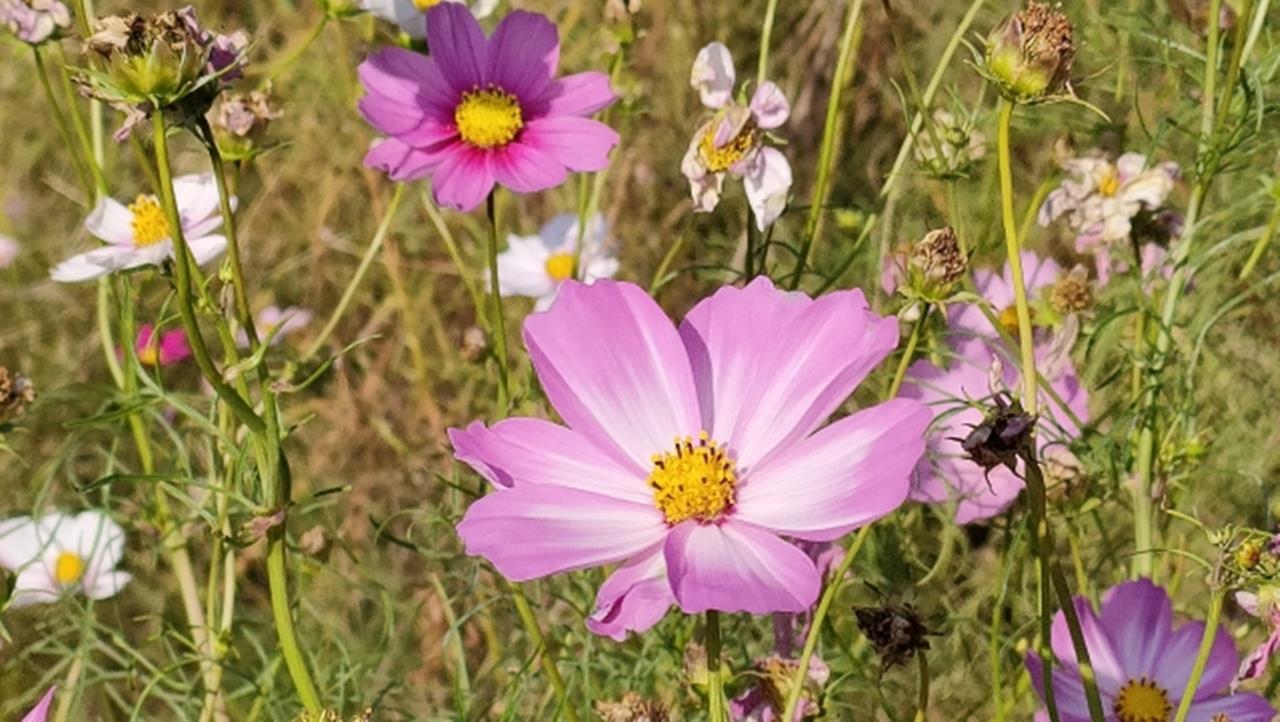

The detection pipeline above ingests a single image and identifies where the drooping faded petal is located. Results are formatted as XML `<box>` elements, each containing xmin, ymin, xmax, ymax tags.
<box><xmin>743</xmin><ymin>146</ymin><xmax>792</xmax><ymax>229</ymax></box>
<box><xmin>664</xmin><ymin>520</ymin><xmax>818</xmax><ymax>614</ymax></box>
<box><xmin>586</xmin><ymin>548</ymin><xmax>674</xmax><ymax>640</ymax></box>
<box><xmin>749</xmin><ymin>81</ymin><xmax>790</xmax><ymax>129</ymax></box>
<box><xmin>690</xmin><ymin>41</ymin><xmax>735</xmax><ymax>108</ymax></box>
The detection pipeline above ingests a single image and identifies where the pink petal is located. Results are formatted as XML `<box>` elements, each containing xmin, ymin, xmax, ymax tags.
<box><xmin>448</xmin><ymin>418</ymin><xmax>650</xmax><ymax>503</ymax></box>
<box><xmin>663</xmin><ymin>520</ymin><xmax>819</xmax><ymax>614</ymax></box>
<box><xmin>678</xmin><ymin>276</ymin><xmax>898</xmax><ymax>470</ymax></box>
<box><xmin>491</xmin><ymin>141</ymin><xmax>569</xmax><ymax>194</ymax></box>
<box><xmin>486</xmin><ymin>10</ymin><xmax>558</xmax><ymax>104</ymax></box>
<box><xmin>364</xmin><ymin>137</ymin><xmax>446</xmax><ymax>182</ymax></box>
<box><xmin>734</xmin><ymin>398</ymin><xmax>928</xmax><ymax>541</ymax></box>
<box><xmin>521</xmin><ymin>116</ymin><xmax>619</xmax><ymax>173</ymax></box>
<box><xmin>586</xmin><ymin>548</ymin><xmax>674</xmax><ymax>641</ymax></box>
<box><xmin>457</xmin><ymin>485</ymin><xmax>665</xmax><ymax>581</ymax></box>
<box><xmin>425</xmin><ymin>2</ymin><xmax>488</xmax><ymax>93</ymax></box>
<box><xmin>1098</xmin><ymin>578</ymin><xmax>1173</xmax><ymax>679</ymax></box>
<box><xmin>430</xmin><ymin>146</ymin><xmax>495</xmax><ymax>211</ymax></box>
<box><xmin>690</xmin><ymin>42</ymin><xmax>735</xmax><ymax>108</ymax></box>
<box><xmin>22</xmin><ymin>687</ymin><xmax>56</xmax><ymax>722</ymax></box>
<box><xmin>358</xmin><ymin>48</ymin><xmax>456</xmax><ymax>125</ymax></box>
<box><xmin>158</xmin><ymin>329</ymin><xmax>192</xmax><ymax>366</ymax></box>
<box><xmin>1025</xmin><ymin>652</ymin><xmax>1109</xmax><ymax>722</ymax></box>
<box><xmin>749</xmin><ymin>81</ymin><xmax>790</xmax><ymax>129</ymax></box>
<box><xmin>523</xmin><ymin>280</ymin><xmax>702</xmax><ymax>472</ymax></box>
<box><xmin>1186</xmin><ymin>693</ymin><xmax>1277</xmax><ymax>721</ymax></box>
<box><xmin>543</xmin><ymin>72</ymin><xmax>617</xmax><ymax>117</ymax></box>
<box><xmin>1050</xmin><ymin>596</ymin><xmax>1126</xmax><ymax>696</ymax></box>
<box><xmin>1151</xmin><ymin>621</ymin><xmax>1239</xmax><ymax>702</ymax></box>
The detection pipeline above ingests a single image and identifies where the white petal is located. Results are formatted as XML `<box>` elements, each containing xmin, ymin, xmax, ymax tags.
<box><xmin>85</xmin><ymin>570</ymin><xmax>131</xmax><ymax>601</ymax></box>
<box><xmin>750</xmin><ymin>81</ymin><xmax>790</xmax><ymax>129</ymax></box>
<box><xmin>172</xmin><ymin>173</ymin><xmax>226</xmax><ymax>235</ymax></box>
<box><xmin>49</xmin><ymin>245</ymin><xmax>153</xmax><ymax>283</ymax></box>
<box><xmin>1115</xmin><ymin>152</ymin><xmax>1148</xmax><ymax>181</ymax></box>
<box><xmin>690</xmin><ymin>42</ymin><xmax>735</xmax><ymax>108</ymax></box>
<box><xmin>497</xmin><ymin>236</ymin><xmax>556</xmax><ymax>298</ymax></box>
<box><xmin>360</xmin><ymin>0</ymin><xmax>426</xmax><ymax>38</ymax></box>
<box><xmin>536</xmin><ymin>214</ymin><xmax>580</xmax><ymax>252</ymax></box>
<box><xmin>1120</xmin><ymin>170</ymin><xmax>1174</xmax><ymax>210</ymax></box>
<box><xmin>188</xmin><ymin>235</ymin><xmax>228</xmax><ymax>266</ymax></box>
<box><xmin>582</xmin><ymin>255</ymin><xmax>619</xmax><ymax>283</ymax></box>
<box><xmin>84</xmin><ymin>197</ymin><xmax>136</xmax><ymax>245</ymax></box>
<box><xmin>744</xmin><ymin>146</ymin><xmax>792</xmax><ymax>230</ymax></box>
<box><xmin>0</xmin><ymin>517</ymin><xmax>42</xmax><ymax>571</ymax></box>
<box><xmin>467</xmin><ymin>0</ymin><xmax>498</xmax><ymax>19</ymax></box>
<box><xmin>63</xmin><ymin>511</ymin><xmax>126</xmax><ymax>575</ymax></box>
<box><xmin>8</xmin><ymin>565</ymin><xmax>58</xmax><ymax>608</ymax></box>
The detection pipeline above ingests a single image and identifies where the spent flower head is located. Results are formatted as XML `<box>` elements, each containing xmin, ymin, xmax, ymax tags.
<box><xmin>914</xmin><ymin>109</ymin><xmax>987</xmax><ymax>180</ymax></box>
<box><xmin>0</xmin><ymin>366</ymin><xmax>36</xmax><ymax>425</ymax></box>
<box><xmin>0</xmin><ymin>0</ymin><xmax>69</xmax><ymax>44</ymax></box>
<box><xmin>594</xmin><ymin>693</ymin><xmax>669</xmax><ymax>722</ymax></box>
<box><xmin>730</xmin><ymin>654</ymin><xmax>829</xmax><ymax>720</ymax></box>
<box><xmin>983</xmin><ymin>1</ymin><xmax>1075</xmax><ymax>102</ymax></box>
<box><xmin>210</xmin><ymin>85</ymin><xmax>282</xmax><ymax>160</ymax></box>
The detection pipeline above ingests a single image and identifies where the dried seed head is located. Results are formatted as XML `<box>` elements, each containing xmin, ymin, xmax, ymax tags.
<box><xmin>854</xmin><ymin>603</ymin><xmax>932</xmax><ymax>673</ymax></box>
<box><xmin>985</xmin><ymin>2</ymin><xmax>1076</xmax><ymax>101</ymax></box>
<box><xmin>594</xmin><ymin>693</ymin><xmax>669</xmax><ymax>722</ymax></box>
<box><xmin>0</xmin><ymin>366</ymin><xmax>36</xmax><ymax>422</ymax></box>
<box><xmin>960</xmin><ymin>394</ymin><xmax>1035</xmax><ymax>474</ymax></box>
<box><xmin>909</xmin><ymin>227</ymin><xmax>967</xmax><ymax>289</ymax></box>
<box><xmin>1050</xmin><ymin>265</ymin><xmax>1093</xmax><ymax>314</ymax></box>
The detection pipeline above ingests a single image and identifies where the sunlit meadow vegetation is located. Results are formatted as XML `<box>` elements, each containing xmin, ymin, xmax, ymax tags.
<box><xmin>2</xmin><ymin>0</ymin><xmax>1280</xmax><ymax>719</ymax></box>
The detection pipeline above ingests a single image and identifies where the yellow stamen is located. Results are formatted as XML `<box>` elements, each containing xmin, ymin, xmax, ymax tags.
<box><xmin>455</xmin><ymin>86</ymin><xmax>524</xmax><ymax>150</ymax></box>
<box><xmin>648</xmin><ymin>432</ymin><xmax>738</xmax><ymax>525</ymax></box>
<box><xmin>128</xmin><ymin>195</ymin><xmax>171</xmax><ymax>247</ymax></box>
<box><xmin>998</xmin><ymin>305</ymin><xmax>1023</xmax><ymax>336</ymax></box>
<box><xmin>137</xmin><ymin>343</ymin><xmax>161</xmax><ymax>366</ymax></box>
<box><xmin>698</xmin><ymin>118</ymin><xmax>760</xmax><ymax>173</ymax></box>
<box><xmin>412</xmin><ymin>0</ymin><xmax>442</xmax><ymax>8</ymax></box>
<box><xmin>544</xmin><ymin>252</ymin><xmax>575</xmax><ymax>282</ymax></box>
<box><xmin>1097</xmin><ymin>165</ymin><xmax>1121</xmax><ymax>198</ymax></box>
<box><xmin>54</xmin><ymin>551</ymin><xmax>85</xmax><ymax>585</ymax></box>
<box><xmin>1113</xmin><ymin>677</ymin><xmax>1172</xmax><ymax>722</ymax></box>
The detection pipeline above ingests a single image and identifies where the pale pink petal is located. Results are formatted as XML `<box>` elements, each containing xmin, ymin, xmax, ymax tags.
<box><xmin>734</xmin><ymin>398</ymin><xmax>928</xmax><ymax>541</ymax></box>
<box><xmin>664</xmin><ymin>520</ymin><xmax>818</xmax><ymax>614</ymax></box>
<box><xmin>678</xmin><ymin>277</ymin><xmax>897</xmax><ymax>470</ymax></box>
<box><xmin>543</xmin><ymin>72</ymin><xmax>617</xmax><ymax>117</ymax></box>
<box><xmin>1185</xmin><ymin>693</ymin><xmax>1277</xmax><ymax>721</ymax></box>
<box><xmin>690</xmin><ymin>42</ymin><xmax>735</xmax><ymax>108</ymax></box>
<box><xmin>743</xmin><ymin>146</ymin><xmax>792</xmax><ymax>230</ymax></box>
<box><xmin>425</xmin><ymin>3</ymin><xmax>488</xmax><ymax>92</ymax></box>
<box><xmin>491</xmin><ymin>141</ymin><xmax>568</xmax><ymax>194</ymax></box>
<box><xmin>172</xmin><ymin>173</ymin><xmax>221</xmax><ymax>231</ymax></box>
<box><xmin>84</xmin><ymin>197</ymin><xmax>135</xmax><ymax>245</ymax></box>
<box><xmin>486</xmin><ymin>10</ymin><xmax>558</xmax><ymax>104</ymax></box>
<box><xmin>431</xmin><ymin>146</ymin><xmax>495</xmax><ymax>211</ymax></box>
<box><xmin>188</xmin><ymin>235</ymin><xmax>228</xmax><ymax>267</ymax></box>
<box><xmin>50</xmin><ymin>245</ymin><xmax>152</xmax><ymax>282</ymax></box>
<box><xmin>521</xmin><ymin>116</ymin><xmax>619</xmax><ymax>173</ymax></box>
<box><xmin>749</xmin><ymin>81</ymin><xmax>789</xmax><ymax>129</ymax></box>
<box><xmin>523</xmin><ymin>280</ymin><xmax>701</xmax><ymax>472</ymax></box>
<box><xmin>364</xmin><ymin>137</ymin><xmax>448</xmax><ymax>181</ymax></box>
<box><xmin>448</xmin><ymin>418</ymin><xmax>650</xmax><ymax>503</ymax></box>
<box><xmin>456</xmin><ymin>485</ymin><xmax>666</xmax><ymax>581</ymax></box>
<box><xmin>1098</xmin><ymin>578</ymin><xmax>1173</xmax><ymax>679</ymax></box>
<box><xmin>587</xmin><ymin>548</ymin><xmax>674</xmax><ymax>640</ymax></box>
<box><xmin>1151</xmin><ymin>621</ymin><xmax>1239</xmax><ymax>701</ymax></box>
<box><xmin>21</xmin><ymin>687</ymin><xmax>56</xmax><ymax>722</ymax></box>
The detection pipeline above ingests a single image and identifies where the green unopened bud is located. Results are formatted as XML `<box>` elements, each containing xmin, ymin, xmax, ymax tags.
<box><xmin>985</xmin><ymin>2</ymin><xmax>1076</xmax><ymax>102</ymax></box>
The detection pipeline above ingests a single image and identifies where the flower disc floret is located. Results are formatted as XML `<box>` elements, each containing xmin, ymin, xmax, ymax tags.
<box><xmin>698</xmin><ymin>118</ymin><xmax>759</xmax><ymax>173</ymax></box>
<box><xmin>455</xmin><ymin>86</ymin><xmax>524</xmax><ymax>149</ymax></box>
<box><xmin>128</xmin><ymin>195</ymin><xmax>170</xmax><ymax>247</ymax></box>
<box><xmin>648</xmin><ymin>432</ymin><xmax>738</xmax><ymax>525</ymax></box>
<box><xmin>1114</xmin><ymin>677</ymin><xmax>1172</xmax><ymax>722</ymax></box>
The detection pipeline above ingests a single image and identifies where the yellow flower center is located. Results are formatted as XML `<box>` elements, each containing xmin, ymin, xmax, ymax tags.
<box><xmin>455</xmin><ymin>86</ymin><xmax>524</xmax><ymax>150</ymax></box>
<box><xmin>698</xmin><ymin>118</ymin><xmax>760</xmax><ymax>173</ymax></box>
<box><xmin>648</xmin><ymin>432</ymin><xmax>738</xmax><ymax>525</ymax></box>
<box><xmin>54</xmin><ymin>551</ymin><xmax>86</xmax><ymax>585</ymax></box>
<box><xmin>1097</xmin><ymin>165</ymin><xmax>1121</xmax><ymax>198</ymax></box>
<box><xmin>412</xmin><ymin>0</ymin><xmax>442</xmax><ymax>8</ymax></box>
<box><xmin>129</xmin><ymin>195</ymin><xmax>171</xmax><ymax>247</ymax></box>
<box><xmin>137</xmin><ymin>342</ymin><xmax>161</xmax><ymax>366</ymax></box>
<box><xmin>998</xmin><ymin>305</ymin><xmax>1022</xmax><ymax>335</ymax></box>
<box><xmin>1114</xmin><ymin>677</ymin><xmax>1173</xmax><ymax>722</ymax></box>
<box><xmin>544</xmin><ymin>252</ymin><xmax>575</xmax><ymax>282</ymax></box>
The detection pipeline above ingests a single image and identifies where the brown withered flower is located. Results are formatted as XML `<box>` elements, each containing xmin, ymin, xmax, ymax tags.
<box><xmin>909</xmin><ymin>227</ymin><xmax>967</xmax><ymax>289</ymax></box>
<box><xmin>210</xmin><ymin>85</ymin><xmax>282</xmax><ymax>160</ymax></box>
<box><xmin>984</xmin><ymin>2</ymin><xmax>1076</xmax><ymax>102</ymax></box>
<box><xmin>1050</xmin><ymin>265</ymin><xmax>1093</xmax><ymax>315</ymax></box>
<box><xmin>594</xmin><ymin>693</ymin><xmax>669</xmax><ymax>722</ymax></box>
<box><xmin>0</xmin><ymin>366</ymin><xmax>36</xmax><ymax>422</ymax></box>
<box><xmin>854</xmin><ymin>602</ymin><xmax>932</xmax><ymax>673</ymax></box>
<box><xmin>959</xmin><ymin>394</ymin><xmax>1035</xmax><ymax>474</ymax></box>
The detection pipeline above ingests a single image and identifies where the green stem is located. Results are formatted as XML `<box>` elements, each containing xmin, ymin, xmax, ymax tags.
<box><xmin>32</xmin><ymin>46</ymin><xmax>93</xmax><ymax>199</ymax></box>
<box><xmin>509</xmin><ymin>583</ymin><xmax>579</xmax><ymax>722</ymax></box>
<box><xmin>888</xmin><ymin>306</ymin><xmax>928</xmax><ymax>398</ymax></box>
<box><xmin>756</xmin><ymin>0</ymin><xmax>781</xmax><ymax>87</ymax></box>
<box><xmin>55</xmin><ymin>44</ymin><xmax>107</xmax><ymax>196</ymax></box>
<box><xmin>198</xmin><ymin>119</ymin><xmax>257</xmax><ymax>345</ymax></box>
<box><xmin>1171</xmin><ymin>589</ymin><xmax>1226</xmax><ymax>722</ymax></box>
<box><xmin>780</xmin><ymin>524</ymin><xmax>872</xmax><ymax>720</ymax></box>
<box><xmin>790</xmin><ymin>0</ymin><xmax>864</xmax><ymax>289</ymax></box>
<box><xmin>705</xmin><ymin>610</ymin><xmax>727</xmax><ymax>722</ymax></box>
<box><xmin>420</xmin><ymin>188</ymin><xmax>485</xmax><ymax>317</ymax></box>
<box><xmin>267</xmin><ymin>526</ymin><xmax>323</xmax><ymax>712</ymax></box>
<box><xmin>995</xmin><ymin>100</ymin><xmax>1038</xmax><ymax>414</ymax></box>
<box><xmin>912</xmin><ymin>651</ymin><xmax>930</xmax><ymax>722</ymax></box>
<box><xmin>486</xmin><ymin>192</ymin><xmax>511</xmax><ymax>412</ymax></box>
<box><xmin>302</xmin><ymin>183</ymin><xmax>407</xmax><ymax>362</ymax></box>
<box><xmin>1238</xmin><ymin>199</ymin><xmax>1280</xmax><ymax>280</ymax></box>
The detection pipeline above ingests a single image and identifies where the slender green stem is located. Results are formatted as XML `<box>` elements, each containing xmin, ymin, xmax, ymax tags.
<box><xmin>55</xmin><ymin>44</ymin><xmax>107</xmax><ymax>196</ymax></box>
<box><xmin>705</xmin><ymin>610</ymin><xmax>727</xmax><ymax>722</ymax></box>
<box><xmin>1172</xmin><ymin>589</ymin><xmax>1226</xmax><ymax>722</ymax></box>
<box><xmin>995</xmin><ymin>100</ymin><xmax>1038</xmax><ymax>414</ymax></box>
<box><xmin>486</xmin><ymin>192</ymin><xmax>511</xmax><ymax>412</ymax></box>
<box><xmin>420</xmin><ymin>188</ymin><xmax>485</xmax><ymax>317</ymax></box>
<box><xmin>912</xmin><ymin>651</ymin><xmax>930</xmax><ymax>722</ymax></box>
<box><xmin>780</xmin><ymin>524</ymin><xmax>872</xmax><ymax>720</ymax></box>
<box><xmin>744</xmin><ymin>212</ymin><xmax>758</xmax><ymax>280</ymax></box>
<box><xmin>649</xmin><ymin>233</ymin><xmax>687</xmax><ymax>294</ymax></box>
<box><xmin>1037</xmin><ymin>543</ymin><xmax>1060</xmax><ymax>722</ymax></box>
<box><xmin>790</xmin><ymin>0</ymin><xmax>864</xmax><ymax>289</ymax></box>
<box><xmin>1239</xmin><ymin>198</ymin><xmax>1280</xmax><ymax>280</ymax></box>
<box><xmin>198</xmin><ymin>119</ymin><xmax>258</xmax><ymax>346</ymax></box>
<box><xmin>303</xmin><ymin>183</ymin><xmax>406</xmax><ymax>362</ymax></box>
<box><xmin>509</xmin><ymin>583</ymin><xmax>579</xmax><ymax>722</ymax></box>
<box><xmin>1241</xmin><ymin>0</ymin><xmax>1270</xmax><ymax>61</ymax></box>
<box><xmin>888</xmin><ymin>307</ymin><xmax>928</xmax><ymax>398</ymax></box>
<box><xmin>32</xmin><ymin>46</ymin><xmax>93</xmax><ymax>199</ymax></box>
<box><xmin>266</xmin><ymin>526</ymin><xmax>323</xmax><ymax>712</ymax></box>
<box><xmin>51</xmin><ymin>653</ymin><xmax>83</xmax><ymax>722</ymax></box>
<box><xmin>756</xmin><ymin>0</ymin><xmax>781</xmax><ymax>87</ymax></box>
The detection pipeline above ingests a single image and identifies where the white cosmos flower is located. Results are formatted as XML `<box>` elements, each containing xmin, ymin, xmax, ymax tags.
<box><xmin>682</xmin><ymin>42</ymin><xmax>793</xmax><ymax>230</ymax></box>
<box><xmin>0</xmin><ymin>510</ymin><xmax>131</xmax><ymax>607</ymax></box>
<box><xmin>50</xmin><ymin>173</ymin><xmax>230</xmax><ymax>283</ymax></box>
<box><xmin>496</xmin><ymin>213</ymin><xmax>618</xmax><ymax>311</ymax></box>
<box><xmin>0</xmin><ymin>234</ymin><xmax>18</xmax><ymax>268</ymax></box>
<box><xmin>237</xmin><ymin>305</ymin><xmax>314</xmax><ymax>347</ymax></box>
<box><xmin>1038</xmin><ymin>152</ymin><xmax>1179</xmax><ymax>251</ymax></box>
<box><xmin>359</xmin><ymin>0</ymin><xmax>497</xmax><ymax>39</ymax></box>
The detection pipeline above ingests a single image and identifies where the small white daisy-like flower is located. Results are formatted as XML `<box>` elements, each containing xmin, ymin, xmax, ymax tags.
<box><xmin>237</xmin><ymin>305</ymin><xmax>314</xmax><ymax>347</ymax></box>
<box><xmin>50</xmin><ymin>173</ymin><xmax>230</xmax><ymax>283</ymax></box>
<box><xmin>681</xmin><ymin>42</ymin><xmax>793</xmax><ymax>230</ymax></box>
<box><xmin>496</xmin><ymin>213</ymin><xmax>618</xmax><ymax>311</ymax></box>
<box><xmin>0</xmin><ymin>510</ymin><xmax>131</xmax><ymax>607</ymax></box>
<box><xmin>0</xmin><ymin>234</ymin><xmax>18</xmax><ymax>268</ymax></box>
<box><xmin>358</xmin><ymin>0</ymin><xmax>497</xmax><ymax>39</ymax></box>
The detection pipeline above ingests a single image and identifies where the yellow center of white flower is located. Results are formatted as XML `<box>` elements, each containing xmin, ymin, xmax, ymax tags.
<box><xmin>137</xmin><ymin>342</ymin><xmax>161</xmax><ymax>366</ymax></box>
<box><xmin>1097</xmin><ymin>165</ymin><xmax>1121</xmax><ymax>198</ymax></box>
<box><xmin>54</xmin><ymin>551</ymin><xmax>86</xmax><ymax>585</ymax></box>
<box><xmin>412</xmin><ymin>0</ymin><xmax>442</xmax><ymax>8</ymax></box>
<box><xmin>455</xmin><ymin>87</ymin><xmax>524</xmax><ymax>149</ymax></box>
<box><xmin>698</xmin><ymin>118</ymin><xmax>760</xmax><ymax>173</ymax></box>
<box><xmin>544</xmin><ymin>252</ymin><xmax>575</xmax><ymax>282</ymax></box>
<box><xmin>648</xmin><ymin>432</ymin><xmax>738</xmax><ymax>525</ymax></box>
<box><xmin>129</xmin><ymin>195</ymin><xmax>171</xmax><ymax>247</ymax></box>
<box><xmin>1114</xmin><ymin>677</ymin><xmax>1172</xmax><ymax>722</ymax></box>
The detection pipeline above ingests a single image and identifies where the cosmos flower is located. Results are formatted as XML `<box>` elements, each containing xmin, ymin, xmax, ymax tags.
<box><xmin>237</xmin><ymin>305</ymin><xmax>313</xmax><ymax>347</ymax></box>
<box><xmin>495</xmin><ymin>213</ymin><xmax>618</xmax><ymax>311</ymax></box>
<box><xmin>0</xmin><ymin>234</ymin><xmax>18</xmax><ymax>268</ymax></box>
<box><xmin>20</xmin><ymin>687</ymin><xmax>55</xmax><ymax>722</ymax></box>
<box><xmin>730</xmin><ymin>654</ymin><xmax>829</xmax><ymax>721</ymax></box>
<box><xmin>451</xmin><ymin>278</ymin><xmax>928</xmax><ymax>639</ymax></box>
<box><xmin>1027</xmin><ymin>578</ymin><xmax>1276</xmax><ymax>721</ymax></box>
<box><xmin>901</xmin><ymin>338</ymin><xmax>1088</xmax><ymax>524</ymax></box>
<box><xmin>358</xmin><ymin>0</ymin><xmax>496</xmax><ymax>39</ymax></box>
<box><xmin>0</xmin><ymin>0</ymin><xmax>69</xmax><ymax>45</ymax></box>
<box><xmin>358</xmin><ymin>3</ymin><xmax>619</xmax><ymax>211</ymax></box>
<box><xmin>1234</xmin><ymin>586</ymin><xmax>1280</xmax><ymax>690</ymax></box>
<box><xmin>949</xmin><ymin>250</ymin><xmax>1062</xmax><ymax>341</ymax></box>
<box><xmin>0</xmin><ymin>511</ymin><xmax>131</xmax><ymax>607</ymax></box>
<box><xmin>50</xmin><ymin>173</ymin><xmax>229</xmax><ymax>283</ymax></box>
<box><xmin>134</xmin><ymin>324</ymin><xmax>191</xmax><ymax>366</ymax></box>
<box><xmin>682</xmin><ymin>42</ymin><xmax>792</xmax><ymax>230</ymax></box>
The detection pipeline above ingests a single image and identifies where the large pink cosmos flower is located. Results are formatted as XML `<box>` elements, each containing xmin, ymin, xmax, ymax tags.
<box><xmin>1028</xmin><ymin>579</ymin><xmax>1275</xmax><ymax>722</ymax></box>
<box><xmin>902</xmin><ymin>338</ymin><xmax>1088</xmax><ymax>524</ymax></box>
<box><xmin>358</xmin><ymin>4</ymin><xmax>619</xmax><ymax>212</ymax></box>
<box><xmin>452</xmin><ymin>278</ymin><xmax>929</xmax><ymax>639</ymax></box>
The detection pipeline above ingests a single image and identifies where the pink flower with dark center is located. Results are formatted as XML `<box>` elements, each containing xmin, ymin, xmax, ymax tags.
<box><xmin>451</xmin><ymin>278</ymin><xmax>929</xmax><ymax>639</ymax></box>
<box><xmin>1027</xmin><ymin>578</ymin><xmax>1275</xmax><ymax>721</ymax></box>
<box><xmin>358</xmin><ymin>4</ymin><xmax>619</xmax><ymax>211</ymax></box>
<box><xmin>134</xmin><ymin>324</ymin><xmax>191</xmax><ymax>367</ymax></box>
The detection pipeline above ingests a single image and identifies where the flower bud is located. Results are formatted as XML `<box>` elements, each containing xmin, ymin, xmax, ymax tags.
<box><xmin>985</xmin><ymin>2</ymin><xmax>1076</xmax><ymax>102</ymax></box>
<box><xmin>0</xmin><ymin>0</ymin><xmax>69</xmax><ymax>44</ymax></box>
<box><xmin>210</xmin><ymin>85</ymin><xmax>282</xmax><ymax>160</ymax></box>
<box><xmin>915</xmin><ymin>110</ymin><xmax>987</xmax><ymax>180</ymax></box>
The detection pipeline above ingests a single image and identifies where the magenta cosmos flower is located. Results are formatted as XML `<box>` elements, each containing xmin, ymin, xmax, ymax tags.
<box><xmin>21</xmin><ymin>687</ymin><xmax>55</xmax><ymax>722</ymax></box>
<box><xmin>452</xmin><ymin>278</ymin><xmax>929</xmax><ymax>639</ymax></box>
<box><xmin>358</xmin><ymin>3</ymin><xmax>619</xmax><ymax>212</ymax></box>
<box><xmin>1028</xmin><ymin>578</ymin><xmax>1275</xmax><ymax>722</ymax></box>
<box><xmin>134</xmin><ymin>324</ymin><xmax>192</xmax><ymax>367</ymax></box>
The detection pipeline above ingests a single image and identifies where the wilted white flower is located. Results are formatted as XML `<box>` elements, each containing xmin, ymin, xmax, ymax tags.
<box><xmin>50</xmin><ymin>173</ymin><xmax>230</xmax><ymax>282</ymax></box>
<box><xmin>238</xmin><ymin>305</ymin><xmax>313</xmax><ymax>347</ymax></box>
<box><xmin>0</xmin><ymin>0</ymin><xmax>70</xmax><ymax>45</ymax></box>
<box><xmin>0</xmin><ymin>511</ymin><xmax>131</xmax><ymax>607</ymax></box>
<box><xmin>681</xmin><ymin>42</ymin><xmax>793</xmax><ymax>230</ymax></box>
<box><xmin>496</xmin><ymin>213</ymin><xmax>618</xmax><ymax>311</ymax></box>
<box><xmin>358</xmin><ymin>0</ymin><xmax>497</xmax><ymax>39</ymax></box>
